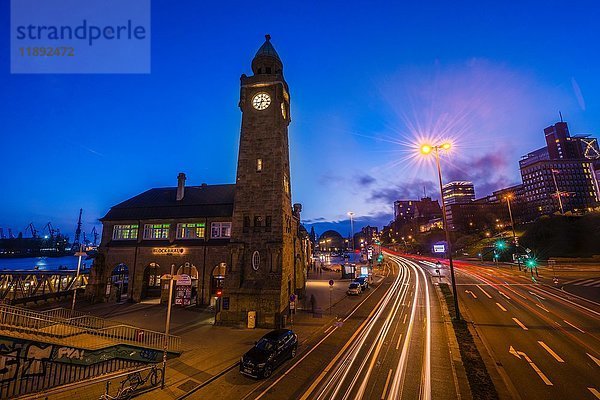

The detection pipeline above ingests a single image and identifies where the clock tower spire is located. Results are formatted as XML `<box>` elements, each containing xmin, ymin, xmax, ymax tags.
<box><xmin>218</xmin><ymin>35</ymin><xmax>300</xmax><ymax>328</ymax></box>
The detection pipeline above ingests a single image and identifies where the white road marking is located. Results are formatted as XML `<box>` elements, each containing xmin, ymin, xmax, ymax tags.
<box><xmin>509</xmin><ymin>346</ymin><xmax>553</xmax><ymax>386</ymax></box>
<box><xmin>536</xmin><ymin>303</ymin><xmax>550</xmax><ymax>313</ymax></box>
<box><xmin>324</xmin><ymin>326</ymin><xmax>334</xmax><ymax>334</ymax></box>
<box><xmin>499</xmin><ymin>291</ymin><xmax>511</xmax><ymax>300</ymax></box>
<box><xmin>403</xmin><ymin>313</ymin><xmax>407</xmax><ymax>324</ymax></box>
<box><xmin>512</xmin><ymin>317</ymin><xmax>528</xmax><ymax>331</ymax></box>
<box><xmin>396</xmin><ymin>333</ymin><xmax>403</xmax><ymax>350</ymax></box>
<box><xmin>587</xmin><ymin>353</ymin><xmax>600</xmax><ymax>367</ymax></box>
<box><xmin>465</xmin><ymin>290</ymin><xmax>477</xmax><ymax>299</ymax></box>
<box><xmin>478</xmin><ymin>286</ymin><xmax>493</xmax><ymax>298</ymax></box>
<box><xmin>381</xmin><ymin>369</ymin><xmax>393</xmax><ymax>399</ymax></box>
<box><xmin>589</xmin><ymin>387</ymin><xmax>600</xmax><ymax>399</ymax></box>
<box><xmin>563</xmin><ymin>319</ymin><xmax>585</xmax><ymax>333</ymax></box>
<box><xmin>529</xmin><ymin>291</ymin><xmax>546</xmax><ymax>300</ymax></box>
<box><xmin>495</xmin><ymin>302</ymin><xmax>507</xmax><ymax>312</ymax></box>
<box><xmin>538</xmin><ymin>341</ymin><xmax>564</xmax><ymax>362</ymax></box>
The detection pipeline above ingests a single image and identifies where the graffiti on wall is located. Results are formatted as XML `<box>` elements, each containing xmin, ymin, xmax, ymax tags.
<box><xmin>0</xmin><ymin>335</ymin><xmax>160</xmax><ymax>385</ymax></box>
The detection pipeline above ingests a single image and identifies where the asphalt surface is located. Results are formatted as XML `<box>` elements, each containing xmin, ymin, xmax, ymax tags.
<box><xmin>182</xmin><ymin>255</ymin><xmax>460</xmax><ymax>400</ymax></box>
<box><xmin>413</xmin><ymin>258</ymin><xmax>600</xmax><ymax>400</ymax></box>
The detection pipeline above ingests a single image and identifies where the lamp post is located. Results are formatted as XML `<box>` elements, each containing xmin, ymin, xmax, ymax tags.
<box><xmin>71</xmin><ymin>244</ymin><xmax>86</xmax><ymax>313</ymax></box>
<box><xmin>161</xmin><ymin>263</ymin><xmax>175</xmax><ymax>389</ymax></box>
<box><xmin>348</xmin><ymin>212</ymin><xmax>355</xmax><ymax>253</ymax></box>
<box><xmin>504</xmin><ymin>194</ymin><xmax>521</xmax><ymax>271</ymax></box>
<box><xmin>420</xmin><ymin>143</ymin><xmax>461</xmax><ymax>320</ymax></box>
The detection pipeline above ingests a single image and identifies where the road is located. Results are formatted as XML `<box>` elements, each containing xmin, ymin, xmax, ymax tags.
<box><xmin>414</xmin><ymin>257</ymin><xmax>600</xmax><ymax>400</ymax></box>
<box><xmin>180</xmin><ymin>254</ymin><xmax>459</xmax><ymax>400</ymax></box>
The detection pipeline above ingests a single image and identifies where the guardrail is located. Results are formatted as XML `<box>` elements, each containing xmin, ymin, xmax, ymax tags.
<box><xmin>0</xmin><ymin>304</ymin><xmax>181</xmax><ymax>353</ymax></box>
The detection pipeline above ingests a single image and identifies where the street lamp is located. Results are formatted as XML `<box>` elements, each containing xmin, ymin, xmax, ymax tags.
<box><xmin>420</xmin><ymin>142</ymin><xmax>461</xmax><ymax>320</ymax></box>
<box><xmin>348</xmin><ymin>211</ymin><xmax>355</xmax><ymax>252</ymax></box>
<box><xmin>504</xmin><ymin>194</ymin><xmax>521</xmax><ymax>271</ymax></box>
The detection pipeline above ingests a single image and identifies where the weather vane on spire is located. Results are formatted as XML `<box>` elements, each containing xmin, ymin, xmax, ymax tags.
<box><xmin>265</xmin><ymin>34</ymin><xmax>271</xmax><ymax>41</ymax></box>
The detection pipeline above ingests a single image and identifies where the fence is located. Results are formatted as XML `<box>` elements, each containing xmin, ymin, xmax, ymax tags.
<box><xmin>0</xmin><ymin>304</ymin><xmax>181</xmax><ymax>353</ymax></box>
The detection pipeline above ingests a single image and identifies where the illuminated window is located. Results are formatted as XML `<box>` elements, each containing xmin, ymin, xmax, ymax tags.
<box><xmin>177</xmin><ymin>223</ymin><xmax>206</xmax><ymax>239</ymax></box>
<box><xmin>112</xmin><ymin>224</ymin><xmax>138</xmax><ymax>240</ymax></box>
<box><xmin>257</xmin><ymin>158</ymin><xmax>263</xmax><ymax>172</ymax></box>
<box><xmin>211</xmin><ymin>222</ymin><xmax>232</xmax><ymax>239</ymax></box>
<box><xmin>143</xmin><ymin>224</ymin><xmax>170</xmax><ymax>240</ymax></box>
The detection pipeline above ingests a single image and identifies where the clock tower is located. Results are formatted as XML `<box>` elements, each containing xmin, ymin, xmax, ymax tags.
<box><xmin>218</xmin><ymin>35</ymin><xmax>299</xmax><ymax>328</ymax></box>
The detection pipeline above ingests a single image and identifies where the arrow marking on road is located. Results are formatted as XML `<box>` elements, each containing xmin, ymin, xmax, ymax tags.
<box><xmin>529</xmin><ymin>291</ymin><xmax>546</xmax><ymax>300</ymax></box>
<box><xmin>477</xmin><ymin>285</ymin><xmax>492</xmax><ymax>298</ymax></box>
<box><xmin>495</xmin><ymin>302</ymin><xmax>507</xmax><ymax>312</ymax></box>
<box><xmin>538</xmin><ymin>341</ymin><xmax>564</xmax><ymax>362</ymax></box>
<box><xmin>509</xmin><ymin>346</ymin><xmax>553</xmax><ymax>385</ymax></box>
<box><xmin>465</xmin><ymin>290</ymin><xmax>477</xmax><ymax>299</ymax></box>
<box><xmin>587</xmin><ymin>353</ymin><xmax>600</xmax><ymax>367</ymax></box>
<box><xmin>589</xmin><ymin>388</ymin><xmax>600</xmax><ymax>399</ymax></box>
<box><xmin>512</xmin><ymin>317</ymin><xmax>528</xmax><ymax>331</ymax></box>
<box><xmin>499</xmin><ymin>291</ymin><xmax>511</xmax><ymax>300</ymax></box>
<box><xmin>563</xmin><ymin>319</ymin><xmax>585</xmax><ymax>333</ymax></box>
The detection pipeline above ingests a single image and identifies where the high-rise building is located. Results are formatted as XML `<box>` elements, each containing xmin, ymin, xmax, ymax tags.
<box><xmin>442</xmin><ymin>181</ymin><xmax>475</xmax><ymax>205</ymax></box>
<box><xmin>520</xmin><ymin>121</ymin><xmax>600</xmax><ymax>217</ymax></box>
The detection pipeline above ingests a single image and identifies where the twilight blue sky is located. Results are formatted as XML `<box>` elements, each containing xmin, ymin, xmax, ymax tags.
<box><xmin>1</xmin><ymin>0</ymin><xmax>599</xmax><ymax>239</ymax></box>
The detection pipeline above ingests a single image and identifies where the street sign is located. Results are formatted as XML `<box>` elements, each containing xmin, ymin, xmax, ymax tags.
<box><xmin>290</xmin><ymin>301</ymin><xmax>295</xmax><ymax>310</ymax></box>
<box><xmin>433</xmin><ymin>244</ymin><xmax>446</xmax><ymax>253</ymax></box>
<box><xmin>526</xmin><ymin>248</ymin><xmax>531</xmax><ymax>254</ymax></box>
<box><xmin>161</xmin><ymin>274</ymin><xmax>173</xmax><ymax>280</ymax></box>
<box><xmin>289</xmin><ymin>294</ymin><xmax>297</xmax><ymax>302</ymax></box>
<box><xmin>174</xmin><ymin>274</ymin><xmax>192</xmax><ymax>285</ymax></box>
<box><xmin>328</xmin><ymin>279</ymin><xmax>334</xmax><ymax>286</ymax></box>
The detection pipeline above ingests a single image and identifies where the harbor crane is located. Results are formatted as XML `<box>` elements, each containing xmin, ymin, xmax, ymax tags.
<box><xmin>72</xmin><ymin>208</ymin><xmax>83</xmax><ymax>251</ymax></box>
<box><xmin>25</xmin><ymin>223</ymin><xmax>38</xmax><ymax>238</ymax></box>
<box><xmin>42</xmin><ymin>222</ymin><xmax>56</xmax><ymax>238</ymax></box>
<box><xmin>91</xmin><ymin>226</ymin><xmax>99</xmax><ymax>246</ymax></box>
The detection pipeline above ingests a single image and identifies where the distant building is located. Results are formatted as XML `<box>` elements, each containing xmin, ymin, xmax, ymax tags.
<box><xmin>520</xmin><ymin>121</ymin><xmax>600</xmax><ymax>217</ymax></box>
<box><xmin>442</xmin><ymin>181</ymin><xmax>475</xmax><ymax>205</ymax></box>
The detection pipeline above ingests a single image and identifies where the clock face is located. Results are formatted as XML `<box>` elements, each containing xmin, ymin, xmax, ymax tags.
<box><xmin>281</xmin><ymin>102</ymin><xmax>287</xmax><ymax>119</ymax></box>
<box><xmin>252</xmin><ymin>93</ymin><xmax>271</xmax><ymax>110</ymax></box>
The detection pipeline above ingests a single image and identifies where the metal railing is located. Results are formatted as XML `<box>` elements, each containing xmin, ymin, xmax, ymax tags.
<box><xmin>41</xmin><ymin>307</ymin><xmax>122</xmax><ymax>329</ymax></box>
<box><xmin>0</xmin><ymin>304</ymin><xmax>181</xmax><ymax>352</ymax></box>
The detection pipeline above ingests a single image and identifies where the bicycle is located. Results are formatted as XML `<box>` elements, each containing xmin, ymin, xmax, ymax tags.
<box><xmin>98</xmin><ymin>365</ymin><xmax>163</xmax><ymax>400</ymax></box>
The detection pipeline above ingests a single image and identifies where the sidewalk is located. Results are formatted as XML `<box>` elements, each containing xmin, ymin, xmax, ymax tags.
<box><xmin>37</xmin><ymin>266</ymin><xmax>385</xmax><ymax>400</ymax></box>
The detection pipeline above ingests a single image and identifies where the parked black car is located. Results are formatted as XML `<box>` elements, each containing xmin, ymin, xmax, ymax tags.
<box><xmin>353</xmin><ymin>276</ymin><xmax>369</xmax><ymax>290</ymax></box>
<box><xmin>240</xmin><ymin>329</ymin><xmax>298</xmax><ymax>378</ymax></box>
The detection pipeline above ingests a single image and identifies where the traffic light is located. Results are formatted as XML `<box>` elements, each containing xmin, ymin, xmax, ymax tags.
<box><xmin>377</xmin><ymin>254</ymin><xmax>384</xmax><ymax>262</ymax></box>
<box><xmin>525</xmin><ymin>258</ymin><xmax>537</xmax><ymax>268</ymax></box>
<box><xmin>495</xmin><ymin>240</ymin><xmax>507</xmax><ymax>250</ymax></box>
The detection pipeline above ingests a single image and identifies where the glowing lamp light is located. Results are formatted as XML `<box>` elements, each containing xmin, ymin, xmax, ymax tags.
<box><xmin>420</xmin><ymin>144</ymin><xmax>433</xmax><ymax>155</ymax></box>
<box><xmin>441</xmin><ymin>143</ymin><xmax>452</xmax><ymax>150</ymax></box>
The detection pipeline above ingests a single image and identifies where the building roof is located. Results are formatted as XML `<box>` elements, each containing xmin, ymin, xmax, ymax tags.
<box><xmin>101</xmin><ymin>184</ymin><xmax>235</xmax><ymax>221</ymax></box>
<box><xmin>255</xmin><ymin>34</ymin><xmax>281</xmax><ymax>61</ymax></box>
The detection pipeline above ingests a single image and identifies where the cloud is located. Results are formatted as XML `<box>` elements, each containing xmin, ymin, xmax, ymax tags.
<box><xmin>369</xmin><ymin>178</ymin><xmax>438</xmax><ymax>203</ymax></box>
<box><xmin>358</xmin><ymin>174</ymin><xmax>376</xmax><ymax>187</ymax></box>
<box><xmin>445</xmin><ymin>150</ymin><xmax>520</xmax><ymax>197</ymax></box>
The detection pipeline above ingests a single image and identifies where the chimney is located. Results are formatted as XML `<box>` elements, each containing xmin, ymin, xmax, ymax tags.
<box><xmin>176</xmin><ymin>173</ymin><xmax>186</xmax><ymax>201</ymax></box>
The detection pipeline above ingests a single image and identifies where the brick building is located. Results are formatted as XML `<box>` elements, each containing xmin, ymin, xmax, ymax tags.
<box><xmin>87</xmin><ymin>36</ymin><xmax>310</xmax><ymax>328</ymax></box>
